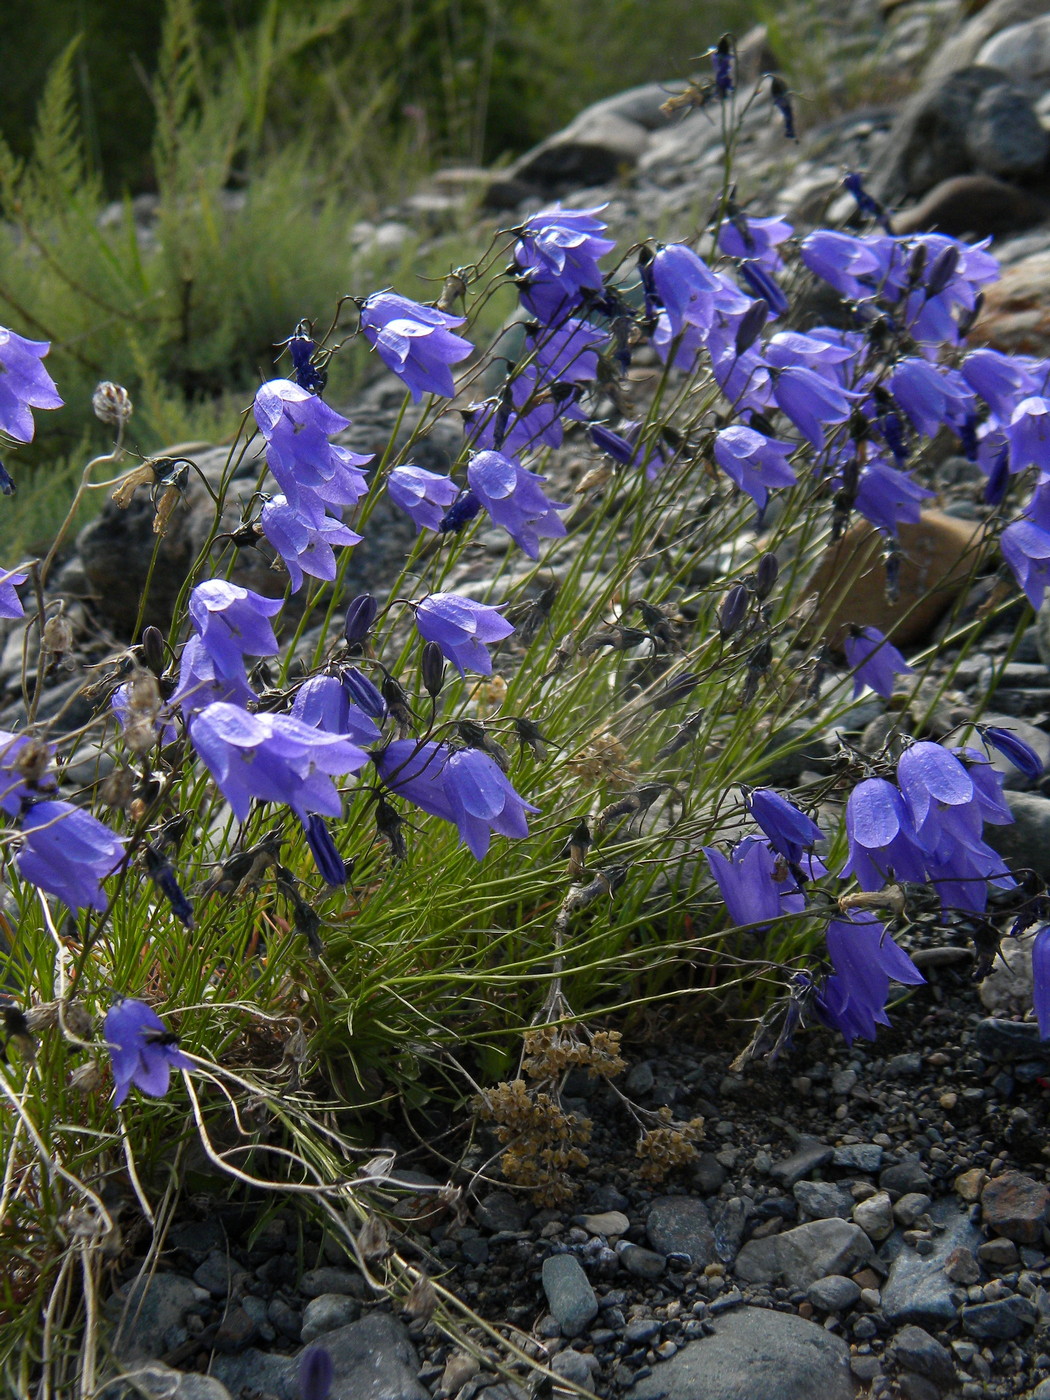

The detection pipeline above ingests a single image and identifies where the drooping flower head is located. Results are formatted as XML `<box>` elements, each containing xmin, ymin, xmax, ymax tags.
<box><xmin>466</xmin><ymin>450</ymin><xmax>568</xmax><ymax>559</ymax></box>
<box><xmin>187</xmin><ymin>580</ymin><xmax>282</xmax><ymax>683</ymax></box>
<box><xmin>743</xmin><ymin>787</ymin><xmax>824</xmax><ymax>865</ymax></box>
<box><xmin>253</xmin><ymin>379</ymin><xmax>371</xmax><ymax>517</ymax></box>
<box><xmin>386</xmin><ymin>465</ymin><xmax>461</xmax><ymax>533</ymax></box>
<box><xmin>0</xmin><ymin>328</ymin><xmax>64</xmax><ymax>443</ymax></box>
<box><xmin>259</xmin><ymin>497</ymin><xmax>360</xmax><ymax>594</ymax></box>
<box><xmin>719</xmin><ymin>214</ymin><xmax>793</xmax><ymax>272</ymax></box>
<box><xmin>0</xmin><ymin>567</ymin><xmax>26</xmax><ymax>620</ymax></box>
<box><xmin>0</xmin><ymin>731</ymin><xmax>56</xmax><ymax>815</ymax></box>
<box><xmin>414</xmin><ymin>593</ymin><xmax>514</xmax><ymax>677</ymax></box>
<box><xmin>290</xmin><ymin>675</ymin><xmax>382</xmax><ymax>746</ymax></box>
<box><xmin>104</xmin><ymin>999</ymin><xmax>193</xmax><ymax>1107</ymax></box>
<box><xmin>514</xmin><ymin>205</ymin><xmax>614</xmax><ymax>322</ymax></box>
<box><xmin>815</xmin><ymin>914</ymin><xmax>924</xmax><ymax>1045</ymax></box>
<box><xmin>713</xmin><ymin>426</ymin><xmax>796</xmax><ymax>514</ymax></box>
<box><xmin>843</xmin><ymin>625</ymin><xmax>913</xmax><ymax>699</ymax></box>
<box><xmin>17</xmin><ymin>800</ymin><xmax>125</xmax><ymax>912</ymax></box>
<box><xmin>359</xmin><ymin>292</ymin><xmax>473</xmax><ymax>402</ymax></box>
<box><xmin>703</xmin><ymin>836</ymin><xmax>805</xmax><ymax>929</ymax></box>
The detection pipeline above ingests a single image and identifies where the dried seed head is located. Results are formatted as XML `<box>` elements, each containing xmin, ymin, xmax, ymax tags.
<box><xmin>24</xmin><ymin>1000</ymin><xmax>60</xmax><ymax>1033</ymax></box>
<box><xmin>402</xmin><ymin>1272</ymin><xmax>437</xmax><ymax>1322</ymax></box>
<box><xmin>111</xmin><ymin>463</ymin><xmax>155</xmax><ymax>509</ymax></box>
<box><xmin>92</xmin><ymin>381</ymin><xmax>133</xmax><ymax>426</ymax></box>
<box><xmin>357</xmin><ymin>1212</ymin><xmax>390</xmax><ymax>1263</ymax></box>
<box><xmin>70</xmin><ymin>1059</ymin><xmax>101</xmax><ymax>1092</ymax></box>
<box><xmin>63</xmin><ymin>1001</ymin><xmax>95</xmax><ymax>1041</ymax></box>
<box><xmin>100</xmin><ymin>768</ymin><xmax>135</xmax><ymax>808</ymax></box>
<box><xmin>42</xmin><ymin>611</ymin><xmax>74</xmax><ymax>657</ymax></box>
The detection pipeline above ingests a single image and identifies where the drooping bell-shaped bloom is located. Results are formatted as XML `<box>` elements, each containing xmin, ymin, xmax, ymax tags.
<box><xmin>0</xmin><ymin>730</ymin><xmax>56</xmax><ymax>816</ymax></box>
<box><xmin>703</xmin><ymin>836</ymin><xmax>805</xmax><ymax>928</ymax></box>
<box><xmin>896</xmin><ymin>740</ymin><xmax>976</xmax><ymax>847</ymax></box>
<box><xmin>719</xmin><ymin>214</ymin><xmax>793</xmax><ymax>272</ymax></box>
<box><xmin>463</xmin><ymin>365</ymin><xmax>570</xmax><ymax>457</ymax></box>
<box><xmin>765</xmin><ymin>330</ymin><xmax>855</xmax><ymax>380</ymax></box>
<box><xmin>514</xmin><ymin>205</ymin><xmax>614</xmax><ymax>322</ymax></box>
<box><xmin>290</xmin><ymin>675</ymin><xmax>382</xmax><ymax>746</ymax></box>
<box><xmin>466</xmin><ymin>450</ymin><xmax>568</xmax><ymax>559</ymax></box>
<box><xmin>189</xmin><ymin>702</ymin><xmax>369</xmax><ymax>823</ymax></box>
<box><xmin>713</xmin><ymin>426</ymin><xmax>796</xmax><ymax>512</ymax></box>
<box><xmin>743</xmin><ymin>787</ymin><xmax>824</xmax><ymax>864</ymax></box>
<box><xmin>843</xmin><ymin>625</ymin><xmax>913</xmax><ymax>699</ymax></box>
<box><xmin>956</xmin><ymin>747</ymin><xmax>1015</xmax><ymax>826</ymax></box>
<box><xmin>260</xmin><ymin>497</ymin><xmax>360</xmax><ymax>593</ymax></box>
<box><xmin>253</xmin><ymin>379</ymin><xmax>372</xmax><ymax>518</ymax></box>
<box><xmin>105</xmin><ymin>999</ymin><xmax>193</xmax><ymax>1107</ymax></box>
<box><xmin>772</xmin><ymin>366</ymin><xmax>858</xmax><ymax>448</ymax></box>
<box><xmin>171</xmin><ymin>635</ymin><xmax>258</xmax><ymax>716</ymax></box>
<box><xmin>1008</xmin><ymin>396</ymin><xmax>1050</xmax><ymax>473</ymax></box>
<box><xmin>386</xmin><ymin>465</ymin><xmax>460</xmax><ymax>533</ymax></box>
<box><xmin>415</xmin><ymin>593</ymin><xmax>514</xmax><ymax>677</ymax></box>
<box><xmin>888</xmin><ymin>359</ymin><xmax>973</xmax><ymax>439</ymax></box>
<box><xmin>0</xmin><ymin>567</ymin><xmax>26</xmax><ymax>620</ymax></box>
<box><xmin>799</xmin><ymin>229</ymin><xmax>891</xmax><ymax>302</ymax></box>
<box><xmin>589</xmin><ymin>421</ymin><xmax>667</xmax><ymax>480</ymax></box>
<box><xmin>527</xmin><ymin>316</ymin><xmax>606</xmax><ymax>384</ymax></box>
<box><xmin>1033</xmin><ymin>926</ymin><xmax>1050</xmax><ymax>1040</ymax></box>
<box><xmin>815</xmin><ymin>913</ymin><xmax>925</xmax><ymax>1045</ymax></box>
<box><xmin>841</xmin><ymin>777</ymin><xmax>929</xmax><ymax>888</ymax></box>
<box><xmin>302</xmin><ymin>814</ymin><xmax>348</xmax><ymax>885</ymax></box>
<box><xmin>961</xmin><ymin>348</ymin><xmax>1038</xmax><ymax>422</ymax></box>
<box><xmin>980</xmin><ymin>725</ymin><xmax>1044</xmax><ymax>782</ymax></box>
<box><xmin>1002</xmin><ymin>517</ymin><xmax>1050</xmax><ymax>608</ymax></box>
<box><xmin>373</xmin><ymin>739</ymin><xmax>538</xmax><ymax>859</ymax></box>
<box><xmin>17</xmin><ymin>800</ymin><xmax>126</xmax><ymax>912</ymax></box>
<box><xmin>359</xmin><ymin>292</ymin><xmax>473</xmax><ymax>402</ymax></box>
<box><xmin>649</xmin><ymin>244</ymin><xmax>724</xmax><ymax>338</ymax></box>
<box><xmin>854</xmin><ymin>459</ymin><xmax>933</xmax><ymax>535</ymax></box>
<box><xmin>188</xmin><ymin>580</ymin><xmax>282</xmax><ymax>682</ymax></box>
<box><xmin>0</xmin><ymin>327</ymin><xmax>64</xmax><ymax>443</ymax></box>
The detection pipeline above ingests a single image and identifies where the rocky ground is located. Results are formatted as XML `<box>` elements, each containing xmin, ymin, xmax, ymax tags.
<box><xmin>30</xmin><ymin>0</ymin><xmax>1050</xmax><ymax>1396</ymax></box>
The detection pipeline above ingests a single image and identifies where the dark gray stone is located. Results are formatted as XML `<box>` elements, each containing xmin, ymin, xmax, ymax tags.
<box><xmin>831</xmin><ymin>1143</ymin><xmax>884</xmax><ymax>1172</ymax></box>
<box><xmin>771</xmin><ymin>1139</ymin><xmax>833</xmax><ymax>1187</ymax></box>
<box><xmin>890</xmin><ymin>1324</ymin><xmax>956</xmax><ymax>1388</ymax></box>
<box><xmin>973</xmin><ymin>1017</ymin><xmax>1048</xmax><ymax>1062</ymax></box>
<box><xmin>713</xmin><ymin>1197</ymin><xmax>749</xmax><ymax>1265</ymax></box>
<box><xmin>882</xmin><ymin>1200</ymin><xmax>982</xmax><ymax>1325</ymax></box>
<box><xmin>475</xmin><ymin>1190</ymin><xmax>526</xmax><ymax>1233</ymax></box>
<box><xmin>541</xmin><ymin>1254</ymin><xmax>598</xmax><ymax>1337</ymax></box>
<box><xmin>110</xmin><ymin>1272</ymin><xmax>211</xmax><ymax>1364</ymax></box>
<box><xmin>301</xmin><ymin>1293</ymin><xmax>362</xmax><ymax>1342</ymax></box>
<box><xmin>880</xmin><ymin>1157</ymin><xmax>933</xmax><ymax>1197</ymax></box>
<box><xmin>961</xmin><ymin>1295</ymin><xmax>1037</xmax><ymax>1339</ymax></box>
<box><xmin>778</xmin><ymin>1218</ymin><xmax>873</xmax><ymax>1289</ymax></box>
<box><xmin>646</xmin><ymin>1197</ymin><xmax>716</xmax><ymax>1266</ymax></box>
<box><xmin>967</xmin><ymin>83</ymin><xmax>1049</xmax><ymax>176</ymax></box>
<box><xmin>793</xmin><ymin>1180</ymin><xmax>854</xmax><ymax>1221</ymax></box>
<box><xmin>807</xmin><ymin>1274</ymin><xmax>862</xmax><ymax>1312</ymax></box>
<box><xmin>631</xmin><ymin>1306</ymin><xmax>855</xmax><ymax>1400</ymax></box>
<box><xmin>618</xmin><ymin>1243</ymin><xmax>667</xmax><ymax>1279</ymax></box>
<box><xmin>986</xmin><ymin>792</ymin><xmax>1050</xmax><ymax>883</ymax></box>
<box><xmin>299</xmin><ymin>1266</ymin><xmax>363</xmax><ymax>1298</ymax></box>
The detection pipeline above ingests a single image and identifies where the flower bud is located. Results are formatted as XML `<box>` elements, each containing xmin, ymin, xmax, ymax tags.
<box><xmin>421</xmin><ymin>641</ymin><xmax>445</xmax><ymax>698</ymax></box>
<box><xmin>92</xmin><ymin>381</ymin><xmax>133</xmax><ymax>426</ymax></box>
<box><xmin>755</xmin><ymin>552</ymin><xmax>779</xmax><ymax>600</ymax></box>
<box><xmin>342</xmin><ymin>667</ymin><xmax>387</xmax><ymax>721</ymax></box>
<box><xmin>343</xmin><ymin>593</ymin><xmax>378</xmax><ymax>648</ymax></box>
<box><xmin>718</xmin><ymin>584</ymin><xmax>748</xmax><ymax>640</ymax></box>
<box><xmin>734</xmin><ymin>299</ymin><xmax>768</xmax><ymax>356</ymax></box>
<box><xmin>0</xmin><ymin>462</ymin><xmax>15</xmax><ymax>496</ymax></box>
<box><xmin>299</xmin><ymin>1345</ymin><xmax>334</xmax><ymax>1400</ymax></box>
<box><xmin>141</xmin><ymin>625</ymin><xmax>167</xmax><ymax>677</ymax></box>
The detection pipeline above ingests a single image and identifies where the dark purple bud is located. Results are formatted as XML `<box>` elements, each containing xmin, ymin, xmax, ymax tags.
<box><xmin>958</xmin><ymin>412</ymin><xmax>978</xmax><ymax>462</ymax></box>
<box><xmin>344</xmin><ymin>594</ymin><xmax>378</xmax><ymax>648</ymax></box>
<box><xmin>735</xmin><ymin>298</ymin><xmax>769</xmax><ymax>356</ymax></box>
<box><xmin>842</xmin><ymin>171</ymin><xmax>893</xmax><ymax>233</ymax></box>
<box><xmin>981</xmin><ymin>725</ymin><xmax>1044</xmax><ymax>782</ymax></box>
<box><xmin>739</xmin><ymin>261</ymin><xmax>788</xmax><ymax>317</ymax></box>
<box><xmin>0</xmin><ymin>462</ymin><xmax>15</xmax><ymax>496</ymax></box>
<box><xmin>144</xmin><ymin>846</ymin><xmax>194</xmax><ymax>928</ymax></box>
<box><xmin>755</xmin><ymin>552</ymin><xmax>779</xmax><ymax>600</ymax></box>
<box><xmin>439</xmin><ymin>491</ymin><xmax>482</xmax><ymax>534</ymax></box>
<box><xmin>984</xmin><ymin>442</ymin><xmax>1010</xmax><ymax>505</ymax></box>
<box><xmin>958</xmin><ymin>293</ymin><xmax>984</xmax><ymax>339</ymax></box>
<box><xmin>141</xmin><ymin>625</ymin><xmax>167</xmax><ymax>677</ymax></box>
<box><xmin>421</xmin><ymin>641</ymin><xmax>445</xmax><ymax>698</ymax></box>
<box><xmin>906</xmin><ymin>243</ymin><xmax>927</xmax><ymax>289</ymax></box>
<box><xmin>712</xmin><ymin>33</ymin><xmax>734</xmax><ymax>95</ymax></box>
<box><xmin>650</xmin><ymin>672</ymin><xmax>701</xmax><ymax>710</ymax></box>
<box><xmin>768</xmin><ymin>74</ymin><xmax>796</xmax><ymax>140</ymax></box>
<box><xmin>925</xmin><ymin>245</ymin><xmax>959</xmax><ymax>298</ymax></box>
<box><xmin>299</xmin><ymin>1343</ymin><xmax>334</xmax><ymax>1400</ymax></box>
<box><xmin>374</xmin><ymin>795</ymin><xmax>408</xmax><ymax>861</ymax></box>
<box><xmin>341</xmin><ymin>667</ymin><xmax>387</xmax><ymax>721</ymax></box>
<box><xmin>719</xmin><ymin>584</ymin><xmax>749</xmax><ymax>639</ymax></box>
<box><xmin>302</xmin><ymin>815</ymin><xmax>349</xmax><ymax>886</ymax></box>
<box><xmin>514</xmin><ymin>716</ymin><xmax>548</xmax><ymax>760</ymax></box>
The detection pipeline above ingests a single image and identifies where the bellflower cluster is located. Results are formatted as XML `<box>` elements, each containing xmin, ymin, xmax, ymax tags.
<box><xmin>0</xmin><ymin>327</ymin><xmax>64</xmax><ymax>442</ymax></box>
<box><xmin>184</xmin><ymin>580</ymin><xmax>282</xmax><ymax>703</ymax></box>
<box><xmin>358</xmin><ymin>292</ymin><xmax>473</xmax><ymax>402</ymax></box>
<box><xmin>290</xmin><ymin>675</ymin><xmax>382</xmax><ymax>746</ymax></box>
<box><xmin>514</xmin><ymin>205</ymin><xmax>615</xmax><ymax>323</ymax></box>
<box><xmin>814</xmin><ymin>914</ymin><xmax>925</xmax><ymax>1045</ymax></box>
<box><xmin>373</xmin><ymin>740</ymin><xmax>538</xmax><ymax>860</ymax></box>
<box><xmin>414</xmin><ymin>593</ymin><xmax>514</xmax><ymax>677</ymax></box>
<box><xmin>253</xmin><ymin>379</ymin><xmax>371</xmax><ymax>517</ymax></box>
<box><xmin>105</xmin><ymin>999</ymin><xmax>193</xmax><ymax>1106</ymax></box>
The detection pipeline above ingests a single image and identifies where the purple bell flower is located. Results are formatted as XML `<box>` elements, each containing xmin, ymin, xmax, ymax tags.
<box><xmin>843</xmin><ymin>625</ymin><xmax>913</xmax><ymax>699</ymax></box>
<box><xmin>841</xmin><ymin>777</ymin><xmax>929</xmax><ymax>888</ymax></box>
<box><xmin>738</xmin><ymin>261</ymin><xmax>789</xmax><ymax>318</ymax></box>
<box><xmin>1008</xmin><ymin>396</ymin><xmax>1050</xmax><ymax>473</ymax></box>
<box><xmin>1002</xmin><ymin>517</ymin><xmax>1050</xmax><ymax>608</ymax></box>
<box><xmin>386</xmin><ymin>465</ymin><xmax>460</xmax><ymax>533</ymax></box>
<box><xmin>290</xmin><ymin>675</ymin><xmax>382</xmax><ymax>745</ymax></box>
<box><xmin>527</xmin><ymin>317</ymin><xmax>605</xmax><ymax>383</ymax></box>
<box><xmin>799</xmin><ymin>229</ymin><xmax>891</xmax><ymax>301</ymax></box>
<box><xmin>772</xmin><ymin>366</ymin><xmax>858</xmax><ymax>448</ymax></box>
<box><xmin>1033</xmin><ymin>926</ymin><xmax>1050</xmax><ymax>1040</ymax></box>
<box><xmin>18</xmin><ymin>800</ymin><xmax>126</xmax><ymax>912</ymax></box>
<box><xmin>703</xmin><ymin>836</ymin><xmax>805</xmax><ymax>928</ymax></box>
<box><xmin>0</xmin><ymin>327</ymin><xmax>64</xmax><ymax>442</ymax></box>
<box><xmin>466</xmin><ymin>450</ymin><xmax>568</xmax><ymax>559</ymax></box>
<box><xmin>743</xmin><ymin>787</ymin><xmax>824</xmax><ymax>863</ymax></box>
<box><xmin>302</xmin><ymin>814</ymin><xmax>348</xmax><ymax>885</ymax></box>
<box><xmin>171</xmin><ymin>635</ymin><xmax>258</xmax><ymax>716</ymax></box>
<box><xmin>464</xmin><ymin>365</ymin><xmax>569</xmax><ymax>457</ymax></box>
<box><xmin>589</xmin><ymin>421</ymin><xmax>666</xmax><ymax>480</ymax></box>
<box><xmin>0</xmin><ymin>731</ymin><xmax>56</xmax><ymax>816</ymax></box>
<box><xmin>815</xmin><ymin>914</ymin><xmax>924</xmax><ymax>1045</ymax></box>
<box><xmin>105</xmin><ymin>999</ymin><xmax>193</xmax><ymax>1107</ymax></box>
<box><xmin>649</xmin><ymin>244</ymin><xmax>723</xmax><ymax>338</ymax></box>
<box><xmin>961</xmin><ymin>348</ymin><xmax>1038</xmax><ymax>421</ymax></box>
<box><xmin>765</xmin><ymin>330</ymin><xmax>855</xmax><ymax>378</ymax></box>
<box><xmin>414</xmin><ymin>593</ymin><xmax>514</xmax><ymax>677</ymax></box>
<box><xmin>888</xmin><ymin>359</ymin><xmax>973</xmax><ymax>439</ymax></box>
<box><xmin>980</xmin><ymin>725</ymin><xmax>1044</xmax><ymax>782</ymax></box>
<box><xmin>0</xmin><ymin>567</ymin><xmax>27</xmax><ymax>620</ymax></box>
<box><xmin>854</xmin><ymin>460</ymin><xmax>933</xmax><ymax>534</ymax></box>
<box><xmin>719</xmin><ymin>214</ymin><xmax>793</xmax><ymax>272</ymax></box>
<box><xmin>189</xmin><ymin>702</ymin><xmax>369</xmax><ymax>823</ymax></box>
<box><xmin>359</xmin><ymin>292</ymin><xmax>473</xmax><ymax>402</ymax></box>
<box><xmin>955</xmin><ymin>747</ymin><xmax>1014</xmax><ymax>826</ymax></box>
<box><xmin>260</xmin><ymin>497</ymin><xmax>360</xmax><ymax>593</ymax></box>
<box><xmin>713</xmin><ymin>426</ymin><xmax>796</xmax><ymax>513</ymax></box>
<box><xmin>188</xmin><ymin>580</ymin><xmax>282</xmax><ymax>682</ymax></box>
<box><xmin>373</xmin><ymin>739</ymin><xmax>538</xmax><ymax>859</ymax></box>
<box><xmin>896</xmin><ymin>740</ymin><xmax>976</xmax><ymax>847</ymax></box>
<box><xmin>439</xmin><ymin>490</ymin><xmax>483</xmax><ymax>534</ymax></box>
<box><xmin>514</xmin><ymin>205</ymin><xmax>614</xmax><ymax>322</ymax></box>
<box><xmin>253</xmin><ymin>379</ymin><xmax>372</xmax><ymax>518</ymax></box>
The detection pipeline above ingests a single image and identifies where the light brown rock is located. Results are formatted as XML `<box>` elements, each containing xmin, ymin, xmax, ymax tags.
<box><xmin>970</xmin><ymin>251</ymin><xmax>1050</xmax><ymax>355</ymax></box>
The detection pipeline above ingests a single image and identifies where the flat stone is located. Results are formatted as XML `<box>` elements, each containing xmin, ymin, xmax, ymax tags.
<box><xmin>646</xmin><ymin>1197</ymin><xmax>716</xmax><ymax>1267</ymax></box>
<box><xmin>977</xmin><ymin>13</ymin><xmax>1050</xmax><ymax>85</ymax></box>
<box><xmin>575</xmin><ymin>1211</ymin><xmax>629</xmax><ymax>1237</ymax></box>
<box><xmin>475</xmin><ymin>1190</ymin><xmax>525</xmax><ymax>1233</ymax></box>
<box><xmin>618</xmin><ymin>1243</ymin><xmax>667</xmax><ymax>1279</ymax></box>
<box><xmin>541</xmin><ymin>1254</ymin><xmax>598</xmax><ymax>1337</ymax></box>
<box><xmin>770</xmin><ymin>1139</ymin><xmax>833</xmax><ymax>1187</ymax></box>
<box><xmin>112</xmin><ymin>1365</ymin><xmax>234</xmax><ymax>1400</ymax></box>
<box><xmin>979</xmin><ymin>1236</ymin><xmax>1020</xmax><ymax>1267</ymax></box>
<box><xmin>943</xmin><ymin>1246</ymin><xmax>980</xmax><ymax>1284</ymax></box>
<box><xmin>831</xmin><ymin>1144</ymin><xmax>883</xmax><ymax>1172</ymax></box>
<box><xmin>981</xmin><ymin>1171</ymin><xmax>1050</xmax><ymax>1243</ymax></box>
<box><xmin>807</xmin><ymin>1274</ymin><xmax>862</xmax><ymax>1312</ymax></box>
<box><xmin>794</xmin><ymin>1180</ymin><xmax>854</xmax><ymax>1221</ymax></box>
<box><xmin>880</xmin><ymin>1157</ymin><xmax>933</xmax><ymax>1197</ymax></box>
<box><xmin>299</xmin><ymin>1267</ymin><xmax>363</xmax><ymax>1299</ymax></box>
<box><xmin>961</xmin><ymin>1295</ymin><xmax>1037</xmax><ymax>1340</ymax></box>
<box><xmin>110</xmin><ymin>1273</ymin><xmax>211</xmax><ymax>1365</ymax></box>
<box><xmin>777</xmin><ymin>1219</ymin><xmax>874</xmax><ymax>1289</ymax></box>
<box><xmin>632</xmin><ymin>1306</ymin><xmax>854</xmax><ymax>1400</ymax></box>
<box><xmin>733</xmin><ymin>1234</ymin><xmax>781</xmax><ymax>1285</ymax></box>
<box><xmin>890</xmin><ymin>1325</ymin><xmax>956</xmax><ymax>1389</ymax></box>
<box><xmin>883</xmin><ymin>1200</ymin><xmax>983</xmax><ymax>1324</ymax></box>
<box><xmin>955</xmin><ymin>1168</ymin><xmax>989</xmax><ymax>1203</ymax></box>
<box><xmin>894</xmin><ymin>1194</ymin><xmax>932</xmax><ymax>1228</ymax></box>
<box><xmin>301</xmin><ymin>1294</ymin><xmax>361</xmax><ymax>1343</ymax></box>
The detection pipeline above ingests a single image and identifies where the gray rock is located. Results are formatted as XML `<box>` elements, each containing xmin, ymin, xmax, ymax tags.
<box><xmin>961</xmin><ymin>1294</ymin><xmax>1037</xmax><ymax>1339</ymax></box>
<box><xmin>986</xmin><ymin>792</ymin><xmax>1050</xmax><ymax>882</ymax></box>
<box><xmin>575</xmin><ymin>1210</ymin><xmax>629</xmax><ymax>1237</ymax></box>
<box><xmin>618</xmin><ymin>1243</ymin><xmax>667</xmax><ymax>1279</ymax></box>
<box><xmin>192</xmin><ymin>1251</ymin><xmax>247</xmax><ymax>1299</ymax></box>
<box><xmin>733</xmin><ymin>1234</ymin><xmax>781</xmax><ymax>1285</ymax></box>
<box><xmin>890</xmin><ymin>1325</ymin><xmax>956</xmax><ymax>1388</ymax></box>
<box><xmin>301</xmin><ymin>1293</ymin><xmax>362</xmax><ymax>1342</ymax></box>
<box><xmin>106</xmin><ymin>1364</ymin><xmax>234</xmax><ymax>1400</ymax></box>
<box><xmin>893</xmin><ymin>1193</ymin><xmax>933</xmax><ymax>1228</ymax></box>
<box><xmin>632</xmin><ymin>1306</ymin><xmax>855</xmax><ymax>1400</ymax></box>
<box><xmin>713</xmin><ymin>1197</ymin><xmax>749</xmax><ymax>1265</ymax></box>
<box><xmin>299</xmin><ymin>1267</ymin><xmax>364</xmax><ymax>1298</ymax></box>
<box><xmin>212</xmin><ymin>1313</ymin><xmax>426</xmax><ymax>1400</ymax></box>
<box><xmin>475</xmin><ymin>1190</ymin><xmax>525</xmax><ymax>1233</ymax></box>
<box><xmin>807</xmin><ymin>1275</ymin><xmax>862</xmax><ymax>1312</ymax></box>
<box><xmin>541</xmin><ymin>1254</ymin><xmax>598</xmax><ymax>1337</ymax></box>
<box><xmin>625</xmin><ymin>1060</ymin><xmax>655</xmax><ymax>1096</ymax></box>
<box><xmin>551</xmin><ymin>1347</ymin><xmax>598</xmax><ymax>1390</ymax></box>
<box><xmin>771</xmin><ymin>1138</ymin><xmax>833</xmax><ymax>1187</ymax></box>
<box><xmin>646</xmin><ymin>1197</ymin><xmax>716</xmax><ymax>1266</ymax></box>
<box><xmin>967</xmin><ymin>83</ymin><xmax>1049</xmax><ymax>177</ymax></box>
<box><xmin>793</xmin><ymin>1180</ymin><xmax>854</xmax><ymax>1221</ymax></box>
<box><xmin>778</xmin><ymin>1218</ymin><xmax>874</xmax><ymax>1289</ymax></box>
<box><xmin>973</xmin><ymin>1017</ymin><xmax>1048</xmax><ymax>1062</ymax></box>
<box><xmin>917</xmin><ymin>0</ymin><xmax>1050</xmax><ymax>89</ymax></box>
<box><xmin>882</xmin><ymin>1199</ymin><xmax>983</xmax><ymax>1325</ymax></box>
<box><xmin>981</xmin><ymin>1170</ymin><xmax>1050</xmax><ymax>1243</ymax></box>
<box><xmin>978</xmin><ymin>15</ymin><xmax>1050</xmax><ymax>88</ymax></box>
<box><xmin>853</xmin><ymin>1191</ymin><xmax>896</xmax><ymax>1242</ymax></box>
<box><xmin>880</xmin><ymin>1156</ymin><xmax>933</xmax><ymax>1197</ymax></box>
<box><xmin>831</xmin><ymin>1143</ymin><xmax>884</xmax><ymax>1172</ymax></box>
<box><xmin>110</xmin><ymin>1272</ymin><xmax>211</xmax><ymax>1364</ymax></box>
<box><xmin>493</xmin><ymin>108</ymin><xmax>649</xmax><ymax>200</ymax></box>
<box><xmin>692</xmin><ymin>1153</ymin><xmax>728</xmax><ymax>1194</ymax></box>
